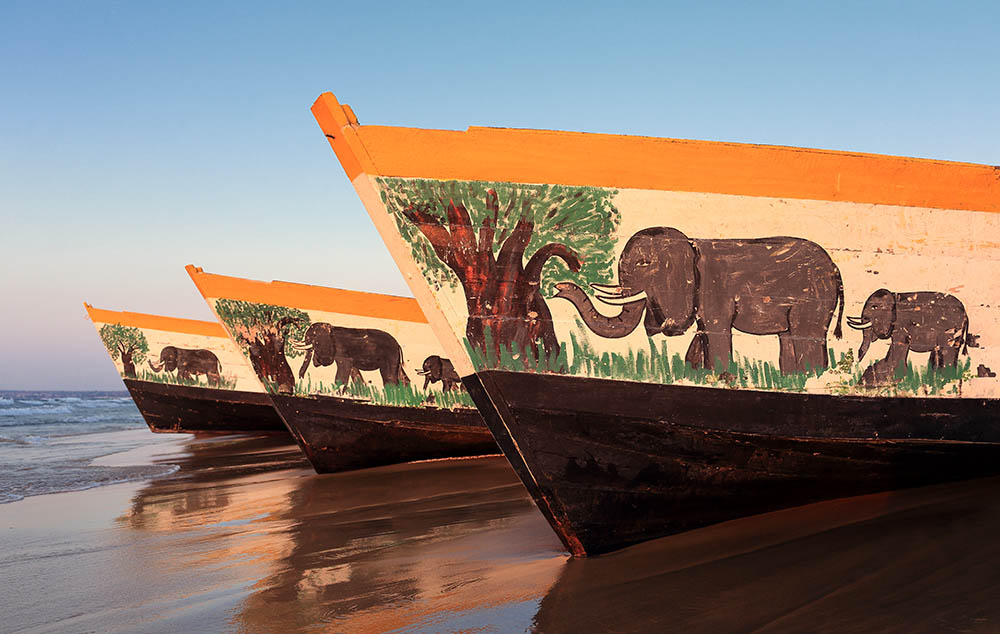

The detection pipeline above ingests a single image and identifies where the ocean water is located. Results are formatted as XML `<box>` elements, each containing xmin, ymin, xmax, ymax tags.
<box><xmin>0</xmin><ymin>391</ymin><xmax>180</xmax><ymax>503</ymax></box>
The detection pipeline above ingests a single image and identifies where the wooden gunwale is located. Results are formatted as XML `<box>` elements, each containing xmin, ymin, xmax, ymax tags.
<box><xmin>311</xmin><ymin>92</ymin><xmax>1000</xmax><ymax>213</ymax></box>
<box><xmin>85</xmin><ymin>303</ymin><xmax>227</xmax><ymax>338</ymax></box>
<box><xmin>185</xmin><ymin>265</ymin><xmax>427</xmax><ymax>322</ymax></box>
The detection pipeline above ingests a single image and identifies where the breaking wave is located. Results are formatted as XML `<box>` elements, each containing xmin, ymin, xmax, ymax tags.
<box><xmin>0</xmin><ymin>392</ymin><xmax>169</xmax><ymax>502</ymax></box>
<box><xmin>0</xmin><ymin>405</ymin><xmax>74</xmax><ymax>418</ymax></box>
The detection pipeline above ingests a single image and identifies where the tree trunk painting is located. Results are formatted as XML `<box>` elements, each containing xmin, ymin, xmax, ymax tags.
<box><xmin>215</xmin><ymin>299</ymin><xmax>309</xmax><ymax>394</ymax></box>
<box><xmin>120</xmin><ymin>345</ymin><xmax>137</xmax><ymax>377</ymax></box>
<box><xmin>243</xmin><ymin>319</ymin><xmax>298</xmax><ymax>393</ymax></box>
<box><xmin>380</xmin><ymin>179</ymin><xmax>619</xmax><ymax>367</ymax></box>
<box><xmin>99</xmin><ymin>323</ymin><xmax>149</xmax><ymax>379</ymax></box>
<box><xmin>404</xmin><ymin>191</ymin><xmax>576</xmax><ymax>358</ymax></box>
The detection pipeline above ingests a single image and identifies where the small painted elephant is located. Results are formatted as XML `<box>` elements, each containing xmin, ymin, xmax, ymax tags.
<box><xmin>148</xmin><ymin>346</ymin><xmax>222</xmax><ymax>386</ymax></box>
<box><xmin>847</xmin><ymin>289</ymin><xmax>971</xmax><ymax>386</ymax></box>
<box><xmin>294</xmin><ymin>322</ymin><xmax>410</xmax><ymax>387</ymax></box>
<box><xmin>416</xmin><ymin>355</ymin><xmax>461</xmax><ymax>391</ymax></box>
<box><xmin>555</xmin><ymin>227</ymin><xmax>845</xmax><ymax>374</ymax></box>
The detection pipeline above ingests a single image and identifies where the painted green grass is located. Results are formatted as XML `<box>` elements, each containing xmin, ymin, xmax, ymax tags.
<box><xmin>463</xmin><ymin>326</ymin><xmax>570</xmax><ymax>375</ymax></box>
<box><xmin>464</xmin><ymin>328</ymin><xmax>829</xmax><ymax>392</ymax></box>
<box><xmin>827</xmin><ymin>350</ymin><xmax>973</xmax><ymax>396</ymax></box>
<box><xmin>565</xmin><ymin>332</ymin><xmax>834</xmax><ymax>391</ymax></box>
<box><xmin>137</xmin><ymin>369</ymin><xmax>238</xmax><ymax>390</ymax></box>
<box><xmin>464</xmin><ymin>327</ymin><xmax>971</xmax><ymax>395</ymax></box>
<box><xmin>893</xmin><ymin>357</ymin><xmax>973</xmax><ymax>396</ymax></box>
<box><xmin>292</xmin><ymin>376</ymin><xmax>476</xmax><ymax>409</ymax></box>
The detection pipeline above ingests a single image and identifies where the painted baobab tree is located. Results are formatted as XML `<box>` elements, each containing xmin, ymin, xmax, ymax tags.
<box><xmin>215</xmin><ymin>299</ymin><xmax>309</xmax><ymax>393</ymax></box>
<box><xmin>99</xmin><ymin>323</ymin><xmax>149</xmax><ymax>378</ymax></box>
<box><xmin>379</xmin><ymin>178</ymin><xmax>619</xmax><ymax>364</ymax></box>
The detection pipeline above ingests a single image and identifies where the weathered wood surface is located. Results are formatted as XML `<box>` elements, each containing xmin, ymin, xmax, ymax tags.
<box><xmin>124</xmin><ymin>379</ymin><xmax>287</xmax><ymax>434</ymax></box>
<box><xmin>269</xmin><ymin>394</ymin><xmax>498</xmax><ymax>474</ymax></box>
<box><xmin>468</xmin><ymin>371</ymin><xmax>1000</xmax><ymax>556</ymax></box>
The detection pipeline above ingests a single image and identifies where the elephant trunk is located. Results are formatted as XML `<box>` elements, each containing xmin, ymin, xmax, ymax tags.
<box><xmin>847</xmin><ymin>314</ymin><xmax>875</xmax><ymax>362</ymax></box>
<box><xmin>297</xmin><ymin>348</ymin><xmax>313</xmax><ymax>380</ymax></box>
<box><xmin>554</xmin><ymin>282</ymin><xmax>645</xmax><ymax>339</ymax></box>
<box><xmin>857</xmin><ymin>328</ymin><xmax>873</xmax><ymax>363</ymax></box>
<box><xmin>148</xmin><ymin>358</ymin><xmax>164</xmax><ymax>372</ymax></box>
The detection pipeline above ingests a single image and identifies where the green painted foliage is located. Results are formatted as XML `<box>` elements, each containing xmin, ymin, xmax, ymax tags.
<box><xmin>378</xmin><ymin>178</ymin><xmax>621</xmax><ymax>296</ymax></box>
<box><xmin>214</xmin><ymin>299</ymin><xmax>310</xmax><ymax>359</ymax></box>
<box><xmin>99</xmin><ymin>323</ymin><xmax>149</xmax><ymax>364</ymax></box>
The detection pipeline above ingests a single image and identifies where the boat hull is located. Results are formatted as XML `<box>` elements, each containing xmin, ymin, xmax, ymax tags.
<box><xmin>123</xmin><ymin>379</ymin><xmax>287</xmax><ymax>434</ymax></box>
<box><xmin>269</xmin><ymin>394</ymin><xmax>499</xmax><ymax>473</ymax></box>
<box><xmin>466</xmin><ymin>370</ymin><xmax>1000</xmax><ymax>555</ymax></box>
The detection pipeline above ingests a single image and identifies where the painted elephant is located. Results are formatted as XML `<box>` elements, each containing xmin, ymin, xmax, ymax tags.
<box><xmin>555</xmin><ymin>227</ymin><xmax>845</xmax><ymax>374</ymax></box>
<box><xmin>416</xmin><ymin>355</ymin><xmax>461</xmax><ymax>391</ymax></box>
<box><xmin>294</xmin><ymin>322</ymin><xmax>410</xmax><ymax>387</ymax></box>
<box><xmin>148</xmin><ymin>346</ymin><xmax>222</xmax><ymax>386</ymax></box>
<box><xmin>847</xmin><ymin>289</ymin><xmax>970</xmax><ymax>386</ymax></box>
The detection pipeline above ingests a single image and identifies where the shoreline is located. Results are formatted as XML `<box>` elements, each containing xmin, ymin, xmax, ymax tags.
<box><xmin>0</xmin><ymin>426</ymin><xmax>186</xmax><ymax>505</ymax></box>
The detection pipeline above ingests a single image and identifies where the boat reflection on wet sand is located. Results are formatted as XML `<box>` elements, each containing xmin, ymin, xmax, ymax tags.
<box><xmin>121</xmin><ymin>438</ymin><xmax>1000</xmax><ymax>632</ymax></box>
<box><xmin>6</xmin><ymin>434</ymin><xmax>999</xmax><ymax>632</ymax></box>
<box><xmin>121</xmin><ymin>435</ymin><xmax>566</xmax><ymax>633</ymax></box>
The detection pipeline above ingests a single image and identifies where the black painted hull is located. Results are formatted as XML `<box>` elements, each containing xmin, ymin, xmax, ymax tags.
<box><xmin>123</xmin><ymin>379</ymin><xmax>287</xmax><ymax>434</ymax></box>
<box><xmin>466</xmin><ymin>370</ymin><xmax>1000</xmax><ymax>556</ymax></box>
<box><xmin>269</xmin><ymin>394</ymin><xmax>499</xmax><ymax>474</ymax></box>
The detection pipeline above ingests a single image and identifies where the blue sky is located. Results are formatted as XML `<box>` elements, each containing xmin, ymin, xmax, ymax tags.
<box><xmin>1</xmin><ymin>0</ymin><xmax>998</xmax><ymax>390</ymax></box>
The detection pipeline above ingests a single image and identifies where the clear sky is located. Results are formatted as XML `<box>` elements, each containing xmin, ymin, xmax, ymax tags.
<box><xmin>1</xmin><ymin>0</ymin><xmax>998</xmax><ymax>390</ymax></box>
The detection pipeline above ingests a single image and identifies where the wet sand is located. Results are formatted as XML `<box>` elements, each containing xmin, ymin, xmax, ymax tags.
<box><xmin>0</xmin><ymin>435</ymin><xmax>564</xmax><ymax>633</ymax></box>
<box><xmin>2</xmin><ymin>434</ymin><xmax>1000</xmax><ymax>633</ymax></box>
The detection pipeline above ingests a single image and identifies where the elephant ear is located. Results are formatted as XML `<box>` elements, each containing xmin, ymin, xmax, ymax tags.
<box><xmin>628</xmin><ymin>227</ymin><xmax>696</xmax><ymax>336</ymax></box>
<box><xmin>871</xmin><ymin>288</ymin><xmax>896</xmax><ymax>339</ymax></box>
<box><xmin>312</xmin><ymin>323</ymin><xmax>337</xmax><ymax>366</ymax></box>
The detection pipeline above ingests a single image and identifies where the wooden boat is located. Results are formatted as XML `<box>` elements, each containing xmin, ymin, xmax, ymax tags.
<box><xmin>311</xmin><ymin>92</ymin><xmax>1000</xmax><ymax>555</ymax></box>
<box><xmin>185</xmin><ymin>266</ymin><xmax>497</xmax><ymax>473</ymax></box>
<box><xmin>84</xmin><ymin>304</ymin><xmax>287</xmax><ymax>434</ymax></box>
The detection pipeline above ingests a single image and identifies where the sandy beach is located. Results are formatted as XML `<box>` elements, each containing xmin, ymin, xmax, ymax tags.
<box><xmin>3</xmin><ymin>432</ymin><xmax>1000</xmax><ymax>633</ymax></box>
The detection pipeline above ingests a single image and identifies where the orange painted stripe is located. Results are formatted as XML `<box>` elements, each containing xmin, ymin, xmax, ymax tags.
<box><xmin>84</xmin><ymin>303</ymin><xmax>227</xmax><ymax>338</ymax></box>
<box><xmin>311</xmin><ymin>94</ymin><xmax>370</xmax><ymax>182</ymax></box>
<box><xmin>311</xmin><ymin>92</ymin><xmax>1000</xmax><ymax>213</ymax></box>
<box><xmin>186</xmin><ymin>265</ymin><xmax>428</xmax><ymax>323</ymax></box>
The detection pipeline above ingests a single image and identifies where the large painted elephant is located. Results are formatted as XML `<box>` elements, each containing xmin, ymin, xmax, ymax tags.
<box><xmin>148</xmin><ymin>346</ymin><xmax>222</xmax><ymax>386</ymax></box>
<box><xmin>294</xmin><ymin>323</ymin><xmax>410</xmax><ymax>387</ymax></box>
<box><xmin>555</xmin><ymin>227</ymin><xmax>845</xmax><ymax>374</ymax></box>
<box><xmin>847</xmin><ymin>289</ymin><xmax>971</xmax><ymax>386</ymax></box>
<box><xmin>416</xmin><ymin>355</ymin><xmax>461</xmax><ymax>391</ymax></box>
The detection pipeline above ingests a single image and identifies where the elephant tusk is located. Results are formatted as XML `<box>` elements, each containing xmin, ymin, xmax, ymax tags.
<box><xmin>846</xmin><ymin>317</ymin><xmax>872</xmax><ymax>330</ymax></box>
<box><xmin>589</xmin><ymin>283</ymin><xmax>623</xmax><ymax>295</ymax></box>
<box><xmin>416</xmin><ymin>369</ymin><xmax>429</xmax><ymax>375</ymax></box>
<box><xmin>596</xmin><ymin>290</ymin><xmax>648</xmax><ymax>306</ymax></box>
